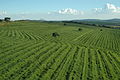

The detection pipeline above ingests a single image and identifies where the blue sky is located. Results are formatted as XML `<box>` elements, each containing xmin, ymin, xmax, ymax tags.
<box><xmin>0</xmin><ymin>0</ymin><xmax>120</xmax><ymax>20</ymax></box>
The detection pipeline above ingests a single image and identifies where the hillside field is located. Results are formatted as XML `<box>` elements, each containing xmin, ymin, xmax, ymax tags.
<box><xmin>0</xmin><ymin>21</ymin><xmax>120</xmax><ymax>80</ymax></box>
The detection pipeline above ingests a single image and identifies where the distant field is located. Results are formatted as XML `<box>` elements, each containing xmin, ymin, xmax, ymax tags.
<box><xmin>0</xmin><ymin>21</ymin><xmax>120</xmax><ymax>80</ymax></box>
<box><xmin>112</xmin><ymin>26</ymin><xmax>120</xmax><ymax>28</ymax></box>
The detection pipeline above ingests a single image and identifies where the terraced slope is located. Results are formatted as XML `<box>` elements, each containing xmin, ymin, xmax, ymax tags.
<box><xmin>0</xmin><ymin>21</ymin><xmax>120</xmax><ymax>80</ymax></box>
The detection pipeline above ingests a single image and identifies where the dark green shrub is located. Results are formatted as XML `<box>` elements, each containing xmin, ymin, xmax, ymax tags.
<box><xmin>4</xmin><ymin>17</ymin><xmax>11</xmax><ymax>22</ymax></box>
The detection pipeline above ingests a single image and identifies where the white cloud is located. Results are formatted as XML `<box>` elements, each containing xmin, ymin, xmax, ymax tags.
<box><xmin>93</xmin><ymin>3</ymin><xmax>120</xmax><ymax>14</ymax></box>
<box><xmin>58</xmin><ymin>8</ymin><xmax>84</xmax><ymax>15</ymax></box>
<box><xmin>47</xmin><ymin>12</ymin><xmax>51</xmax><ymax>14</ymax></box>
<box><xmin>105</xmin><ymin>3</ymin><xmax>120</xmax><ymax>13</ymax></box>
<box><xmin>48</xmin><ymin>8</ymin><xmax>84</xmax><ymax>15</ymax></box>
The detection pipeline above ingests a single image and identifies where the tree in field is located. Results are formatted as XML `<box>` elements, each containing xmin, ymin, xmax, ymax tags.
<box><xmin>78</xmin><ymin>28</ymin><xmax>82</xmax><ymax>31</ymax></box>
<box><xmin>0</xmin><ymin>19</ymin><xmax>3</xmax><ymax>22</ymax></box>
<box><xmin>52</xmin><ymin>32</ymin><xmax>59</xmax><ymax>37</ymax></box>
<box><xmin>4</xmin><ymin>17</ymin><xmax>11</xmax><ymax>22</ymax></box>
<box><xmin>64</xmin><ymin>23</ymin><xmax>66</xmax><ymax>26</ymax></box>
<box><xmin>100</xmin><ymin>29</ymin><xmax>103</xmax><ymax>31</ymax></box>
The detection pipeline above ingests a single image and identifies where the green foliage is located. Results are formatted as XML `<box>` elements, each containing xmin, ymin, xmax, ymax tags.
<box><xmin>4</xmin><ymin>17</ymin><xmax>11</xmax><ymax>22</ymax></box>
<box><xmin>52</xmin><ymin>32</ymin><xmax>59</xmax><ymax>37</ymax></box>
<box><xmin>0</xmin><ymin>21</ymin><xmax>120</xmax><ymax>80</ymax></box>
<box><xmin>78</xmin><ymin>28</ymin><xmax>82</xmax><ymax>31</ymax></box>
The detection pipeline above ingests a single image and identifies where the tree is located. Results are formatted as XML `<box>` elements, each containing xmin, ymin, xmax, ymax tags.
<box><xmin>4</xmin><ymin>17</ymin><xmax>11</xmax><ymax>22</ymax></box>
<box><xmin>78</xmin><ymin>28</ymin><xmax>82</xmax><ymax>31</ymax></box>
<box><xmin>0</xmin><ymin>19</ymin><xmax>3</xmax><ymax>22</ymax></box>
<box><xmin>100</xmin><ymin>29</ymin><xmax>103</xmax><ymax>31</ymax></box>
<box><xmin>52</xmin><ymin>32</ymin><xmax>59</xmax><ymax>37</ymax></box>
<box><xmin>64</xmin><ymin>23</ymin><xmax>66</xmax><ymax>26</ymax></box>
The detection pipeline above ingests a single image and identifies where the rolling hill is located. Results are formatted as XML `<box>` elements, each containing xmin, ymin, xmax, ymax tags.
<box><xmin>0</xmin><ymin>21</ymin><xmax>120</xmax><ymax>80</ymax></box>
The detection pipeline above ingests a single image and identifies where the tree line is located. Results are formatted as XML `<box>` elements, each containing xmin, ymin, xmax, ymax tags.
<box><xmin>0</xmin><ymin>17</ymin><xmax>11</xmax><ymax>22</ymax></box>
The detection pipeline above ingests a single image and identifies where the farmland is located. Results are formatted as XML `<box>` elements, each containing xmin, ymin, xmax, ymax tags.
<box><xmin>0</xmin><ymin>21</ymin><xmax>120</xmax><ymax>80</ymax></box>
